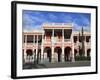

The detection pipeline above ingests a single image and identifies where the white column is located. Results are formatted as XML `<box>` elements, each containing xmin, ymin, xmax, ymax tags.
<box><xmin>32</xmin><ymin>51</ymin><xmax>34</xmax><ymax>62</ymax></box>
<box><xmin>32</xmin><ymin>35</ymin><xmax>35</xmax><ymax>62</ymax></box>
<box><xmin>76</xmin><ymin>49</ymin><xmax>79</xmax><ymax>57</ymax></box>
<box><xmin>36</xmin><ymin>35</ymin><xmax>38</xmax><ymax>62</ymax></box>
<box><xmin>24</xmin><ymin>49</ymin><xmax>26</xmax><ymax>63</ymax></box>
<box><xmin>52</xmin><ymin>29</ymin><xmax>54</xmax><ymax>43</ymax></box>
<box><xmin>84</xmin><ymin>36</ymin><xmax>87</xmax><ymax>57</ymax></box>
<box><xmin>77</xmin><ymin>36</ymin><xmax>79</xmax><ymax>56</ymax></box>
<box><xmin>51</xmin><ymin>29</ymin><xmax>54</xmax><ymax>63</ymax></box>
<box><xmin>34</xmin><ymin>35</ymin><xmax>35</xmax><ymax>44</ymax></box>
<box><xmin>62</xmin><ymin>46</ymin><xmax>64</xmax><ymax>62</ymax></box>
<box><xmin>41</xmin><ymin>34</ymin><xmax>44</xmax><ymax>63</ymax></box>
<box><xmin>62</xmin><ymin>29</ymin><xmax>64</xmax><ymax>62</ymax></box>
<box><xmin>24</xmin><ymin>35</ymin><xmax>27</xmax><ymax>63</ymax></box>
<box><xmin>54</xmin><ymin>52</ymin><xmax>58</xmax><ymax>62</ymax></box>
<box><xmin>71</xmin><ymin>32</ymin><xmax>75</xmax><ymax>62</ymax></box>
<box><xmin>62</xmin><ymin>29</ymin><xmax>64</xmax><ymax>43</ymax></box>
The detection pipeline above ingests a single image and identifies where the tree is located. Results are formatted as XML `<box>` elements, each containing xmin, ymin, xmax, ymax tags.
<box><xmin>81</xmin><ymin>27</ymin><xmax>85</xmax><ymax>56</ymax></box>
<box><xmin>78</xmin><ymin>32</ymin><xmax>81</xmax><ymax>56</ymax></box>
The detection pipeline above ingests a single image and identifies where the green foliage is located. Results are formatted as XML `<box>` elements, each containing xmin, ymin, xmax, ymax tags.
<box><xmin>75</xmin><ymin>56</ymin><xmax>91</xmax><ymax>61</ymax></box>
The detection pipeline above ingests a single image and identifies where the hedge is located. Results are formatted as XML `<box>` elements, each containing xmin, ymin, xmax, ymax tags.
<box><xmin>75</xmin><ymin>56</ymin><xmax>91</xmax><ymax>61</ymax></box>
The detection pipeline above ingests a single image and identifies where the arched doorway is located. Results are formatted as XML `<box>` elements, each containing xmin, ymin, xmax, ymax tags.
<box><xmin>26</xmin><ymin>49</ymin><xmax>33</xmax><ymax>63</ymax></box>
<box><xmin>44</xmin><ymin>47</ymin><xmax>51</xmax><ymax>62</ymax></box>
<box><xmin>64</xmin><ymin>47</ymin><xmax>71</xmax><ymax>61</ymax></box>
<box><xmin>87</xmin><ymin>49</ymin><xmax>91</xmax><ymax>57</ymax></box>
<box><xmin>54</xmin><ymin>47</ymin><xmax>62</xmax><ymax>62</ymax></box>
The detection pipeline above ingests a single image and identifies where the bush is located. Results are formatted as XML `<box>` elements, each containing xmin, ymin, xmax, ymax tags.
<box><xmin>75</xmin><ymin>56</ymin><xmax>91</xmax><ymax>61</ymax></box>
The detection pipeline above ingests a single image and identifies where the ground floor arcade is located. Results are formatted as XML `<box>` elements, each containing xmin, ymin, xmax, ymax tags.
<box><xmin>23</xmin><ymin>46</ymin><xmax>91</xmax><ymax>64</ymax></box>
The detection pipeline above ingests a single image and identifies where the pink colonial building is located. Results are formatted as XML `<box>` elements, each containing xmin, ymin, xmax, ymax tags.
<box><xmin>22</xmin><ymin>23</ymin><xmax>91</xmax><ymax>63</ymax></box>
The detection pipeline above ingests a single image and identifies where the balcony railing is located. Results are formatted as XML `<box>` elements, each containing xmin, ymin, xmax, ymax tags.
<box><xmin>64</xmin><ymin>39</ymin><xmax>71</xmax><ymax>42</ymax></box>
<box><xmin>86</xmin><ymin>42</ymin><xmax>91</xmax><ymax>45</ymax></box>
<box><xmin>23</xmin><ymin>43</ymin><xmax>42</xmax><ymax>46</ymax></box>
<box><xmin>44</xmin><ymin>38</ymin><xmax>71</xmax><ymax>43</ymax></box>
<box><xmin>74</xmin><ymin>42</ymin><xmax>91</xmax><ymax>48</ymax></box>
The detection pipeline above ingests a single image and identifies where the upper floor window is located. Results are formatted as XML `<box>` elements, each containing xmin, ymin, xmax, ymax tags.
<box><xmin>27</xmin><ymin>35</ymin><xmax>33</xmax><ymax>43</ymax></box>
<box><xmin>74</xmin><ymin>36</ymin><xmax>77</xmax><ymax>43</ymax></box>
<box><xmin>86</xmin><ymin>36</ymin><xmax>91</xmax><ymax>42</ymax></box>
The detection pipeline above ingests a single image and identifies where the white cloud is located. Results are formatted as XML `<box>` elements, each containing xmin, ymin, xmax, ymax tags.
<box><xmin>23</xmin><ymin>25</ymin><xmax>42</xmax><ymax>32</ymax></box>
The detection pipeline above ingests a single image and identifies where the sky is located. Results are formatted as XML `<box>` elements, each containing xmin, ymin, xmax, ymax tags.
<box><xmin>22</xmin><ymin>10</ymin><xmax>91</xmax><ymax>32</ymax></box>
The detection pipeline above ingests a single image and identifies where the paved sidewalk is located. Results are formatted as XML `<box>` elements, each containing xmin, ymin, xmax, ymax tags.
<box><xmin>23</xmin><ymin>61</ymin><xmax>91</xmax><ymax>69</ymax></box>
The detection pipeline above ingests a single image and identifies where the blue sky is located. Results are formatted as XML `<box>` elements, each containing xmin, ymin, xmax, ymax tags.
<box><xmin>22</xmin><ymin>10</ymin><xmax>91</xmax><ymax>31</ymax></box>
